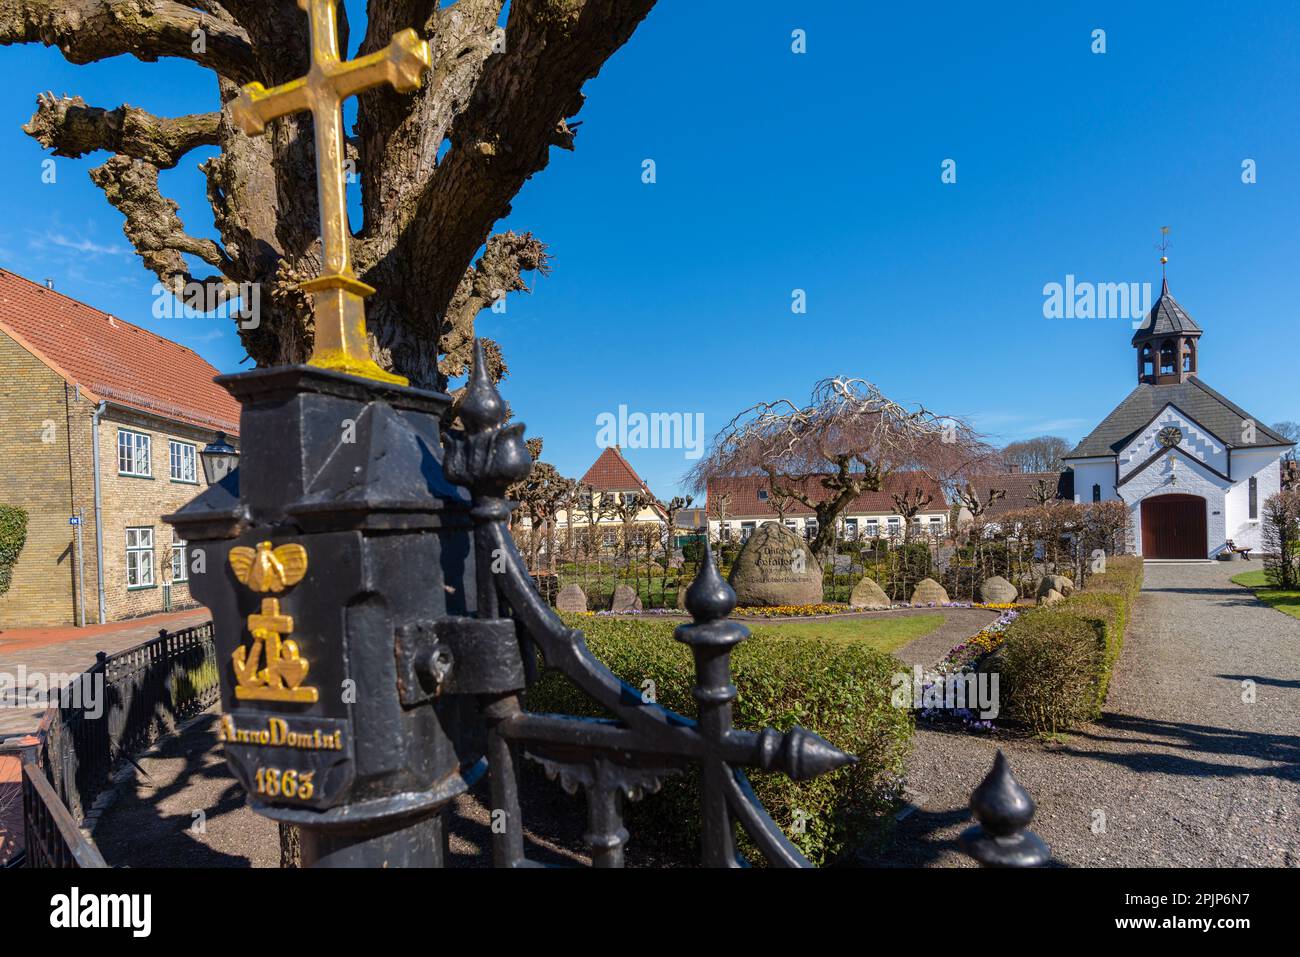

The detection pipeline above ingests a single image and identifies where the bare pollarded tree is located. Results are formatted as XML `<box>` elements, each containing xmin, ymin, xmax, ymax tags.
<box><xmin>890</xmin><ymin>486</ymin><xmax>933</xmax><ymax>543</ymax></box>
<box><xmin>688</xmin><ymin>376</ymin><xmax>992</xmax><ymax>560</ymax></box>
<box><xmin>4</xmin><ymin>0</ymin><xmax>656</xmax><ymax>387</ymax></box>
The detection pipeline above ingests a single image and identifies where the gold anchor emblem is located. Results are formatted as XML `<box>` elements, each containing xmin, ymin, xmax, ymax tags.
<box><xmin>232</xmin><ymin>597</ymin><xmax>318</xmax><ymax>703</ymax></box>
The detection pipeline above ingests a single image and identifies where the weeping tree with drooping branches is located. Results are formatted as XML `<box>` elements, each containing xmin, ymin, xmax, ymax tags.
<box><xmin>3</xmin><ymin>0</ymin><xmax>656</xmax><ymax>387</ymax></box>
<box><xmin>689</xmin><ymin>376</ymin><xmax>993</xmax><ymax>562</ymax></box>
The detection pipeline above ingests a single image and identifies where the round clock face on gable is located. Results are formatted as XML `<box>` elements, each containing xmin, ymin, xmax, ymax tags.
<box><xmin>1157</xmin><ymin>426</ymin><xmax>1183</xmax><ymax>449</ymax></box>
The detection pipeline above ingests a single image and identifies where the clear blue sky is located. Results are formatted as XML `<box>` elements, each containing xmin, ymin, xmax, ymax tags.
<box><xmin>2</xmin><ymin>1</ymin><xmax>1297</xmax><ymax>498</ymax></box>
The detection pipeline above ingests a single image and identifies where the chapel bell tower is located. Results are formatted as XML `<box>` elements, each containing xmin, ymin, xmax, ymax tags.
<box><xmin>1133</xmin><ymin>276</ymin><xmax>1203</xmax><ymax>385</ymax></box>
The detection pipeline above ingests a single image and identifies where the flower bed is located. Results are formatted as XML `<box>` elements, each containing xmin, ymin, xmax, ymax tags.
<box><xmin>913</xmin><ymin>608</ymin><xmax>1022</xmax><ymax>732</ymax></box>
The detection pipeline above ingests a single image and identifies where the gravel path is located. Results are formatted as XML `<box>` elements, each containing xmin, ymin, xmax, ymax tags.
<box><xmin>890</xmin><ymin>607</ymin><xmax>1000</xmax><ymax>667</ymax></box>
<box><xmin>861</xmin><ymin>561</ymin><xmax>1300</xmax><ymax>867</ymax></box>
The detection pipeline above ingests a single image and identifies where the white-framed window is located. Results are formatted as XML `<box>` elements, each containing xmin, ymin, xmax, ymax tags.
<box><xmin>785</xmin><ymin>519</ymin><xmax>797</xmax><ymax>530</ymax></box>
<box><xmin>169</xmin><ymin>440</ymin><xmax>197</xmax><ymax>483</ymax></box>
<box><xmin>721</xmin><ymin>522</ymin><xmax>732</xmax><ymax>542</ymax></box>
<box><xmin>170</xmin><ymin>533</ymin><xmax>188</xmax><ymax>583</ymax></box>
<box><xmin>602</xmin><ymin>530</ymin><xmax>617</xmax><ymax>547</ymax></box>
<box><xmin>126</xmin><ymin>527</ymin><xmax>155</xmax><ymax>588</ymax></box>
<box><xmin>887</xmin><ymin>517</ymin><xmax>901</xmax><ymax>538</ymax></box>
<box><xmin>117</xmin><ymin>429</ymin><xmax>152</xmax><ymax>477</ymax></box>
<box><xmin>740</xmin><ymin>521</ymin><xmax>756</xmax><ymax>540</ymax></box>
<box><xmin>866</xmin><ymin>519</ymin><xmax>880</xmax><ymax>537</ymax></box>
<box><xmin>844</xmin><ymin>518</ymin><xmax>858</xmax><ymax>540</ymax></box>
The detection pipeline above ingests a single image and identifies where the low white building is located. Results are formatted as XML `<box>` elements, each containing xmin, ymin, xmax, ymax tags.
<box><xmin>705</xmin><ymin>473</ymin><xmax>949</xmax><ymax>543</ymax></box>
<box><xmin>1062</xmin><ymin>279</ymin><xmax>1294</xmax><ymax>558</ymax></box>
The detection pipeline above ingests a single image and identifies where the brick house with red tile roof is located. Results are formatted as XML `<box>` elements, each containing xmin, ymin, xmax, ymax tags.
<box><xmin>0</xmin><ymin>268</ymin><xmax>239</xmax><ymax>628</ymax></box>
<box><xmin>705</xmin><ymin>472</ymin><xmax>950</xmax><ymax>543</ymax></box>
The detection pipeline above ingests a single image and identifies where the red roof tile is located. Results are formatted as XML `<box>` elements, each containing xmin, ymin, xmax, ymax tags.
<box><xmin>960</xmin><ymin>471</ymin><xmax>1073</xmax><ymax>517</ymax></box>
<box><xmin>707</xmin><ymin>473</ymin><xmax>949</xmax><ymax>518</ymax></box>
<box><xmin>0</xmin><ymin>269</ymin><xmax>240</xmax><ymax>435</ymax></box>
<box><xmin>580</xmin><ymin>446</ymin><xmax>652</xmax><ymax>493</ymax></box>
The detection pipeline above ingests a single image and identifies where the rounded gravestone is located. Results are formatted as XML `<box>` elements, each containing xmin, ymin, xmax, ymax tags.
<box><xmin>727</xmin><ymin>522</ymin><xmax>823</xmax><ymax>607</ymax></box>
<box><xmin>555</xmin><ymin>584</ymin><xmax>588</xmax><ymax>613</ymax></box>
<box><xmin>910</xmin><ymin>578</ymin><xmax>950</xmax><ymax>606</ymax></box>
<box><xmin>610</xmin><ymin>584</ymin><xmax>642</xmax><ymax>613</ymax></box>
<box><xmin>849</xmin><ymin>576</ymin><xmax>891</xmax><ymax>610</ymax></box>
<box><xmin>980</xmin><ymin>576</ymin><xmax>1018</xmax><ymax>604</ymax></box>
<box><xmin>1036</xmin><ymin>575</ymin><xmax>1074</xmax><ymax>600</ymax></box>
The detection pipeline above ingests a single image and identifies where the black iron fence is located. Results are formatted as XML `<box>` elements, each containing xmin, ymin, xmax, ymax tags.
<box><xmin>15</xmin><ymin>622</ymin><xmax>219</xmax><ymax>869</ymax></box>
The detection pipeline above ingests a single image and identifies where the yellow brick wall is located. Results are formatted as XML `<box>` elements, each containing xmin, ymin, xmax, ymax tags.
<box><xmin>0</xmin><ymin>328</ymin><xmax>233</xmax><ymax>627</ymax></box>
<box><xmin>93</xmin><ymin>406</ymin><xmax>221</xmax><ymax>621</ymax></box>
<box><xmin>0</xmin><ymin>331</ymin><xmax>79</xmax><ymax>627</ymax></box>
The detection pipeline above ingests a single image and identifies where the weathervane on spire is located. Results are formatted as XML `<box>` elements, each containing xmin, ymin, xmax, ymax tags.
<box><xmin>231</xmin><ymin>0</ymin><xmax>430</xmax><ymax>387</ymax></box>
<box><xmin>1156</xmin><ymin>225</ymin><xmax>1172</xmax><ymax>279</ymax></box>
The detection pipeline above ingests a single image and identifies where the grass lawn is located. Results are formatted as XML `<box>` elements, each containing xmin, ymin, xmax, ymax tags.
<box><xmin>746</xmin><ymin>613</ymin><xmax>945</xmax><ymax>655</ymax></box>
<box><xmin>1232</xmin><ymin>569</ymin><xmax>1300</xmax><ymax>620</ymax></box>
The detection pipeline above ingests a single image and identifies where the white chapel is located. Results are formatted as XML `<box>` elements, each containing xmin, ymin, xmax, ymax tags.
<box><xmin>1062</xmin><ymin>278</ymin><xmax>1294</xmax><ymax>558</ymax></box>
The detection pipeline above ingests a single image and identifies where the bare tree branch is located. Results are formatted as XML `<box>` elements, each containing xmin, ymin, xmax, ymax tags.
<box><xmin>0</xmin><ymin>0</ymin><xmax>257</xmax><ymax>82</ymax></box>
<box><xmin>373</xmin><ymin>0</ymin><xmax>656</xmax><ymax>337</ymax></box>
<box><xmin>89</xmin><ymin>154</ymin><xmax>230</xmax><ymax>292</ymax></box>
<box><xmin>436</xmin><ymin>230</ymin><xmax>550</xmax><ymax>386</ymax></box>
<box><xmin>24</xmin><ymin>93</ymin><xmax>219</xmax><ymax>168</ymax></box>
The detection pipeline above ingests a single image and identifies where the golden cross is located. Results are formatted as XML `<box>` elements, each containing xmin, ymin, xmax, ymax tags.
<box><xmin>231</xmin><ymin>0</ymin><xmax>430</xmax><ymax>387</ymax></box>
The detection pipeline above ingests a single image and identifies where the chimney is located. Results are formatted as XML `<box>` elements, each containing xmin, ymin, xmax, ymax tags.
<box><xmin>44</xmin><ymin>278</ymin><xmax>54</xmax><ymax>290</ymax></box>
<box><xmin>1008</xmin><ymin>464</ymin><xmax>1021</xmax><ymax>473</ymax></box>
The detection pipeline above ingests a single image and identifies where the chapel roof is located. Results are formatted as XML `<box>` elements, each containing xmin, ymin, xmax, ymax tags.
<box><xmin>1064</xmin><ymin>377</ymin><xmax>1293</xmax><ymax>459</ymax></box>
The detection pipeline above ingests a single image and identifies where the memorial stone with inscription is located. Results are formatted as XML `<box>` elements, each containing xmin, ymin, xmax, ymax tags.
<box><xmin>727</xmin><ymin>522</ymin><xmax>823</xmax><ymax>607</ymax></box>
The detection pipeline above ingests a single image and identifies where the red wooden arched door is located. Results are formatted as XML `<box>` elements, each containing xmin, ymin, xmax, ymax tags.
<box><xmin>1140</xmin><ymin>494</ymin><xmax>1207</xmax><ymax>559</ymax></box>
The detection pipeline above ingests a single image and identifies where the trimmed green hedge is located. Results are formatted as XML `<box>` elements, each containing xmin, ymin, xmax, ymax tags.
<box><xmin>0</xmin><ymin>505</ymin><xmax>28</xmax><ymax>597</ymax></box>
<box><xmin>1001</xmin><ymin>556</ymin><xmax>1144</xmax><ymax>735</ymax></box>
<box><xmin>527</xmin><ymin>615</ymin><xmax>914</xmax><ymax>865</ymax></box>
<box><xmin>1001</xmin><ymin>609</ymin><xmax>1103</xmax><ymax>735</ymax></box>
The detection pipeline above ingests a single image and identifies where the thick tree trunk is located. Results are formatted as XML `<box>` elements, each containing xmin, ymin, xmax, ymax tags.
<box><xmin>4</xmin><ymin>0</ymin><xmax>658</xmax><ymax>383</ymax></box>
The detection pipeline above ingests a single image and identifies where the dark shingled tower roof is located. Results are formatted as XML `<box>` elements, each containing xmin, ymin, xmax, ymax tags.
<box><xmin>1131</xmin><ymin>277</ymin><xmax>1202</xmax><ymax>344</ymax></box>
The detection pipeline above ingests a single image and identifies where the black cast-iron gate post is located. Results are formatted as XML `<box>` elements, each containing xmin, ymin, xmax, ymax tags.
<box><xmin>169</xmin><ymin>340</ymin><xmax>1048</xmax><ymax>868</ymax></box>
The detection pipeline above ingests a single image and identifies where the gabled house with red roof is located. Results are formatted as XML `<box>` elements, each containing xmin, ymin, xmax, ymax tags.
<box><xmin>517</xmin><ymin>447</ymin><xmax>668</xmax><ymax>549</ymax></box>
<box><xmin>0</xmin><ymin>268</ymin><xmax>240</xmax><ymax>627</ymax></box>
<box><xmin>706</xmin><ymin>472</ymin><xmax>950</xmax><ymax>543</ymax></box>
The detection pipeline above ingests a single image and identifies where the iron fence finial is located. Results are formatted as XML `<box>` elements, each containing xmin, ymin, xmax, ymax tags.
<box><xmin>959</xmin><ymin>749</ymin><xmax>1051</xmax><ymax>867</ymax></box>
